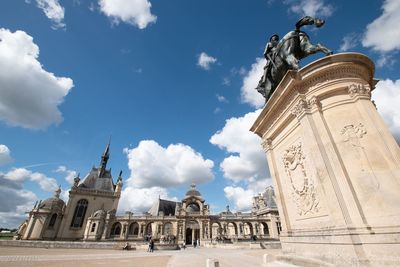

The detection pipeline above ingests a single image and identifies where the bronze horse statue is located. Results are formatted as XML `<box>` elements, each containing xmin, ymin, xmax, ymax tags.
<box><xmin>256</xmin><ymin>16</ymin><xmax>332</xmax><ymax>101</ymax></box>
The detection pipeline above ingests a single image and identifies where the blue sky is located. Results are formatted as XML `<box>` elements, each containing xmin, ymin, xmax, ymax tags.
<box><xmin>0</xmin><ymin>0</ymin><xmax>399</xmax><ymax>228</ymax></box>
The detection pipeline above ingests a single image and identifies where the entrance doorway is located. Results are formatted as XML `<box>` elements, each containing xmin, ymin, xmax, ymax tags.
<box><xmin>185</xmin><ymin>220</ymin><xmax>200</xmax><ymax>245</ymax></box>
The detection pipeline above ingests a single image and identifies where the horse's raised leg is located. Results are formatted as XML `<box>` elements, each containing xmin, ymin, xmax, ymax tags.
<box><xmin>316</xmin><ymin>43</ymin><xmax>333</xmax><ymax>55</ymax></box>
<box><xmin>302</xmin><ymin>42</ymin><xmax>332</xmax><ymax>56</ymax></box>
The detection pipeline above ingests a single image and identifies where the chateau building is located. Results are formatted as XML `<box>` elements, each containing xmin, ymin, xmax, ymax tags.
<box><xmin>16</xmin><ymin>144</ymin><xmax>280</xmax><ymax>244</ymax></box>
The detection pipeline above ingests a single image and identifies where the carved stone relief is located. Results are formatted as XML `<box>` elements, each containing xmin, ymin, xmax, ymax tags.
<box><xmin>348</xmin><ymin>83</ymin><xmax>371</xmax><ymax>98</ymax></box>
<box><xmin>282</xmin><ymin>142</ymin><xmax>320</xmax><ymax>216</ymax></box>
<box><xmin>340</xmin><ymin>123</ymin><xmax>366</xmax><ymax>147</ymax></box>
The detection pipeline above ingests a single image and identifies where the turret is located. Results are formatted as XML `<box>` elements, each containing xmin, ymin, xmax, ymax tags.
<box><xmin>115</xmin><ymin>170</ymin><xmax>123</xmax><ymax>194</ymax></box>
<box><xmin>99</xmin><ymin>141</ymin><xmax>110</xmax><ymax>178</ymax></box>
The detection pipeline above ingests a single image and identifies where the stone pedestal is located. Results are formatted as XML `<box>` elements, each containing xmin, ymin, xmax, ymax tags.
<box><xmin>251</xmin><ymin>53</ymin><xmax>400</xmax><ymax>266</ymax></box>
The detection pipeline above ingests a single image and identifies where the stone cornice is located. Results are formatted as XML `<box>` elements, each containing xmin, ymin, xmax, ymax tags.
<box><xmin>250</xmin><ymin>53</ymin><xmax>375</xmax><ymax>138</ymax></box>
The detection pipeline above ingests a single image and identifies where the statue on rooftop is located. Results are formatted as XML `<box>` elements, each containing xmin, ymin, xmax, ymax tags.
<box><xmin>256</xmin><ymin>16</ymin><xmax>333</xmax><ymax>102</ymax></box>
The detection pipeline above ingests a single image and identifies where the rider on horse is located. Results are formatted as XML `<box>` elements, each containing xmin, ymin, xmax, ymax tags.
<box><xmin>256</xmin><ymin>34</ymin><xmax>280</xmax><ymax>98</ymax></box>
<box><xmin>255</xmin><ymin>16</ymin><xmax>332</xmax><ymax>103</ymax></box>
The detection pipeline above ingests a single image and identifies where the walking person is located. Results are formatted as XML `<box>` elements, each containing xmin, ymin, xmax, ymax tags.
<box><xmin>150</xmin><ymin>238</ymin><xmax>154</xmax><ymax>252</ymax></box>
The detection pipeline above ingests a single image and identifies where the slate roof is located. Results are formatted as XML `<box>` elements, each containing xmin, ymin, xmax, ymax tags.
<box><xmin>148</xmin><ymin>199</ymin><xmax>178</xmax><ymax>216</ymax></box>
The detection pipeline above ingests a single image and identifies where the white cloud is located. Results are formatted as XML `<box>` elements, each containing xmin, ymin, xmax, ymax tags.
<box><xmin>372</xmin><ymin>79</ymin><xmax>400</xmax><ymax>141</ymax></box>
<box><xmin>210</xmin><ymin>110</ymin><xmax>270</xmax><ymax>183</ymax></box>
<box><xmin>0</xmin><ymin>28</ymin><xmax>73</xmax><ymax>129</ymax></box>
<box><xmin>222</xmin><ymin>77</ymin><xmax>231</xmax><ymax>86</ymax></box>
<box><xmin>240</xmin><ymin>57</ymin><xmax>266</xmax><ymax>109</ymax></box>
<box><xmin>214</xmin><ymin>107</ymin><xmax>222</xmax><ymax>114</ymax></box>
<box><xmin>224</xmin><ymin>179</ymin><xmax>271</xmax><ymax>212</ymax></box>
<box><xmin>4</xmin><ymin>168</ymin><xmax>58</xmax><ymax>192</ymax></box>
<box><xmin>0</xmin><ymin>172</ymin><xmax>37</xmax><ymax>228</ymax></box>
<box><xmin>120</xmin><ymin>140</ymin><xmax>214</xmax><ymax>213</ymax></box>
<box><xmin>124</xmin><ymin>140</ymin><xmax>214</xmax><ymax>188</ymax></box>
<box><xmin>118</xmin><ymin>186</ymin><xmax>177</xmax><ymax>213</ymax></box>
<box><xmin>0</xmin><ymin>145</ymin><xmax>12</xmax><ymax>166</ymax></box>
<box><xmin>224</xmin><ymin>186</ymin><xmax>255</xmax><ymax>211</ymax></box>
<box><xmin>55</xmin><ymin>165</ymin><xmax>77</xmax><ymax>185</ymax></box>
<box><xmin>99</xmin><ymin>0</ymin><xmax>157</xmax><ymax>29</ymax></box>
<box><xmin>216</xmin><ymin>94</ymin><xmax>228</xmax><ymax>103</ymax></box>
<box><xmin>284</xmin><ymin>0</ymin><xmax>334</xmax><ymax>18</ymax></box>
<box><xmin>339</xmin><ymin>33</ymin><xmax>359</xmax><ymax>52</ymax></box>
<box><xmin>35</xmin><ymin>0</ymin><xmax>66</xmax><ymax>30</ymax></box>
<box><xmin>376</xmin><ymin>54</ymin><xmax>396</xmax><ymax>68</ymax></box>
<box><xmin>197</xmin><ymin>52</ymin><xmax>217</xmax><ymax>70</ymax></box>
<box><xmin>362</xmin><ymin>0</ymin><xmax>400</xmax><ymax>53</ymax></box>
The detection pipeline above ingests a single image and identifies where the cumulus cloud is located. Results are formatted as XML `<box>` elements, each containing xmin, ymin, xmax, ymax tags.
<box><xmin>210</xmin><ymin>110</ymin><xmax>269</xmax><ymax>183</ymax></box>
<box><xmin>4</xmin><ymin>168</ymin><xmax>58</xmax><ymax>192</ymax></box>
<box><xmin>124</xmin><ymin>140</ymin><xmax>214</xmax><ymax>188</ymax></box>
<box><xmin>240</xmin><ymin>58</ymin><xmax>266</xmax><ymax>109</ymax></box>
<box><xmin>0</xmin><ymin>173</ymin><xmax>38</xmax><ymax>228</ymax></box>
<box><xmin>119</xmin><ymin>140</ymin><xmax>214</xmax><ymax>213</ymax></box>
<box><xmin>0</xmin><ymin>145</ymin><xmax>12</xmax><ymax>166</ymax></box>
<box><xmin>55</xmin><ymin>165</ymin><xmax>77</xmax><ymax>185</ymax></box>
<box><xmin>197</xmin><ymin>52</ymin><xmax>217</xmax><ymax>70</ymax></box>
<box><xmin>339</xmin><ymin>33</ymin><xmax>360</xmax><ymax>52</ymax></box>
<box><xmin>35</xmin><ymin>0</ymin><xmax>66</xmax><ymax>30</ymax></box>
<box><xmin>284</xmin><ymin>0</ymin><xmax>334</xmax><ymax>18</ymax></box>
<box><xmin>99</xmin><ymin>0</ymin><xmax>157</xmax><ymax>29</ymax></box>
<box><xmin>372</xmin><ymin>79</ymin><xmax>400</xmax><ymax>141</ymax></box>
<box><xmin>362</xmin><ymin>0</ymin><xmax>400</xmax><ymax>53</ymax></box>
<box><xmin>210</xmin><ymin>110</ymin><xmax>272</xmax><ymax>210</ymax></box>
<box><xmin>224</xmin><ymin>180</ymin><xmax>271</xmax><ymax>212</ymax></box>
<box><xmin>0</xmin><ymin>28</ymin><xmax>73</xmax><ymax>129</ymax></box>
<box><xmin>118</xmin><ymin>186</ymin><xmax>177</xmax><ymax>213</ymax></box>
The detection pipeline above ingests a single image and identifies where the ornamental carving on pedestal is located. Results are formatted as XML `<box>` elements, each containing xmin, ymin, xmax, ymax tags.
<box><xmin>290</xmin><ymin>96</ymin><xmax>321</xmax><ymax>119</ymax></box>
<box><xmin>348</xmin><ymin>83</ymin><xmax>371</xmax><ymax>98</ymax></box>
<box><xmin>282</xmin><ymin>143</ymin><xmax>320</xmax><ymax>216</ymax></box>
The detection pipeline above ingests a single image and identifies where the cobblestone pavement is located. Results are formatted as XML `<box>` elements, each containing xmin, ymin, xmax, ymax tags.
<box><xmin>0</xmin><ymin>246</ymin><xmax>288</xmax><ymax>267</ymax></box>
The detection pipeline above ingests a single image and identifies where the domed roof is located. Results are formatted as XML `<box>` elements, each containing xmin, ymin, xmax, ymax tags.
<box><xmin>40</xmin><ymin>197</ymin><xmax>65</xmax><ymax>210</ymax></box>
<box><xmin>39</xmin><ymin>187</ymin><xmax>65</xmax><ymax>210</ymax></box>
<box><xmin>185</xmin><ymin>183</ymin><xmax>202</xmax><ymax>197</ymax></box>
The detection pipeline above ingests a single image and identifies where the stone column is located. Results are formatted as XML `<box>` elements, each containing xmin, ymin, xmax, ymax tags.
<box><xmin>139</xmin><ymin>222</ymin><xmax>144</xmax><ymax>237</ymax></box>
<box><xmin>268</xmin><ymin>215</ymin><xmax>278</xmax><ymax>239</ymax></box>
<box><xmin>101</xmin><ymin>219</ymin><xmax>110</xmax><ymax>240</ymax></box>
<box><xmin>122</xmin><ymin>222</ymin><xmax>129</xmax><ymax>239</ymax></box>
<box><xmin>251</xmin><ymin>53</ymin><xmax>400</xmax><ymax>266</ymax></box>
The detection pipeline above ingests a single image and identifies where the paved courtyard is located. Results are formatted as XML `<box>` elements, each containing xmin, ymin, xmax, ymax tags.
<box><xmin>0</xmin><ymin>246</ymin><xmax>289</xmax><ymax>267</ymax></box>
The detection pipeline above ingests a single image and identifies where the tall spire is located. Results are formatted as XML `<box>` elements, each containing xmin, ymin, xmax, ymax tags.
<box><xmin>99</xmin><ymin>138</ymin><xmax>110</xmax><ymax>177</ymax></box>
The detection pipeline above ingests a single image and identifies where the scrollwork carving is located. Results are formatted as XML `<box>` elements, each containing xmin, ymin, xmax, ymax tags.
<box><xmin>290</xmin><ymin>96</ymin><xmax>321</xmax><ymax>118</ymax></box>
<box><xmin>261</xmin><ymin>138</ymin><xmax>273</xmax><ymax>153</ymax></box>
<box><xmin>283</xmin><ymin>143</ymin><xmax>320</xmax><ymax>216</ymax></box>
<box><xmin>348</xmin><ymin>83</ymin><xmax>371</xmax><ymax>98</ymax></box>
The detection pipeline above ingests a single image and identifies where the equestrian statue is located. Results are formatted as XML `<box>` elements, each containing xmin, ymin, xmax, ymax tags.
<box><xmin>256</xmin><ymin>16</ymin><xmax>333</xmax><ymax>102</ymax></box>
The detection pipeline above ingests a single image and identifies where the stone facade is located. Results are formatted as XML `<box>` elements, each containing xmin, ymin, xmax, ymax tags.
<box><xmin>251</xmin><ymin>53</ymin><xmax>400</xmax><ymax>266</ymax></box>
<box><xmin>16</xmin><ymin>144</ymin><xmax>281</xmax><ymax>245</ymax></box>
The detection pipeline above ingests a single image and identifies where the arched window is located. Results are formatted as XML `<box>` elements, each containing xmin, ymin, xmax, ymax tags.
<box><xmin>48</xmin><ymin>214</ymin><xmax>57</xmax><ymax>228</ymax></box>
<box><xmin>129</xmin><ymin>222</ymin><xmax>139</xmax><ymax>236</ymax></box>
<box><xmin>91</xmin><ymin>223</ymin><xmax>96</xmax><ymax>233</ymax></box>
<box><xmin>111</xmin><ymin>222</ymin><xmax>122</xmax><ymax>236</ymax></box>
<box><xmin>70</xmin><ymin>199</ymin><xmax>88</xmax><ymax>228</ymax></box>
<box><xmin>261</xmin><ymin>222</ymin><xmax>269</xmax><ymax>235</ymax></box>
